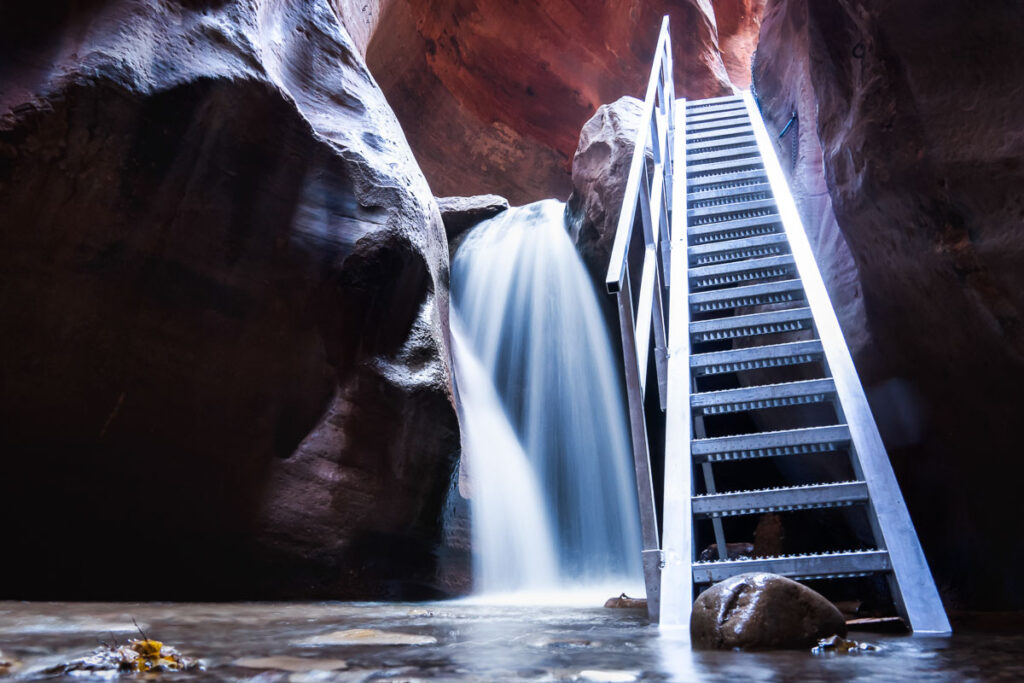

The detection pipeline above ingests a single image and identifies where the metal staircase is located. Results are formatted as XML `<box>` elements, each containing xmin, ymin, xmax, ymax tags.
<box><xmin>605</xmin><ymin>18</ymin><xmax>950</xmax><ymax>635</ymax></box>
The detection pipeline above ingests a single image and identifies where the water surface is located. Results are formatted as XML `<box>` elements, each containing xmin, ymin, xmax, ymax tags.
<box><xmin>1</xmin><ymin>601</ymin><xmax>1020</xmax><ymax>681</ymax></box>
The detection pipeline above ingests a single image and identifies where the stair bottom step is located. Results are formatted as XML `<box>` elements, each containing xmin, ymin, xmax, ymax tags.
<box><xmin>692</xmin><ymin>549</ymin><xmax>891</xmax><ymax>584</ymax></box>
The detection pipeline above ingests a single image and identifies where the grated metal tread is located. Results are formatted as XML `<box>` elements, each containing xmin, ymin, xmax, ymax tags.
<box><xmin>686</xmin><ymin>117</ymin><xmax>756</xmax><ymax>133</ymax></box>
<box><xmin>690</xmin><ymin>340</ymin><xmax>825</xmax><ymax>376</ymax></box>
<box><xmin>688</xmin><ymin>181</ymin><xmax>773</xmax><ymax>203</ymax></box>
<box><xmin>688</xmin><ymin>135</ymin><xmax>758</xmax><ymax>156</ymax></box>
<box><xmin>689</xmin><ymin>255</ymin><xmax>798</xmax><ymax>291</ymax></box>
<box><xmin>687</xmin><ymin>110</ymin><xmax>749</xmax><ymax>125</ymax></box>
<box><xmin>686</xmin><ymin>126</ymin><xmax>755</xmax><ymax>145</ymax></box>
<box><xmin>692</xmin><ymin>549</ymin><xmax>891</xmax><ymax>584</ymax></box>
<box><xmin>685</xmin><ymin>100</ymin><xmax>745</xmax><ymax>114</ymax></box>
<box><xmin>688</xmin><ymin>191</ymin><xmax>773</xmax><ymax>212</ymax></box>
<box><xmin>691</xmin><ymin>378</ymin><xmax>836</xmax><ymax>415</ymax></box>
<box><xmin>688</xmin><ymin>145</ymin><xmax>761</xmax><ymax>164</ymax></box>
<box><xmin>689</xmin><ymin>279</ymin><xmax>805</xmax><ymax>314</ymax></box>
<box><xmin>692</xmin><ymin>480</ymin><xmax>869</xmax><ymax>517</ymax></box>
<box><xmin>687</xmin><ymin>167</ymin><xmax>767</xmax><ymax>189</ymax></box>
<box><xmin>691</xmin><ymin>424</ymin><xmax>851</xmax><ymax>463</ymax></box>
<box><xmin>685</xmin><ymin>94</ymin><xmax>744</xmax><ymax>108</ymax></box>
<box><xmin>688</xmin><ymin>205</ymin><xmax>778</xmax><ymax>228</ymax></box>
<box><xmin>689</xmin><ymin>306</ymin><xmax>813</xmax><ymax>342</ymax></box>
<box><xmin>688</xmin><ymin>233</ymin><xmax>790</xmax><ymax>265</ymax></box>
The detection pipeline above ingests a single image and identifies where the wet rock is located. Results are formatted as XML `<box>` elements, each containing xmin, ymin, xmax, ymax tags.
<box><xmin>369</xmin><ymin>1</ymin><xmax>736</xmax><ymax>203</ymax></box>
<box><xmin>0</xmin><ymin>650</ymin><xmax>18</xmax><ymax>675</ymax></box>
<box><xmin>47</xmin><ymin>639</ymin><xmax>202</xmax><ymax>674</ymax></box>
<box><xmin>295</xmin><ymin>629</ymin><xmax>437</xmax><ymax>646</ymax></box>
<box><xmin>235</xmin><ymin>656</ymin><xmax>348</xmax><ymax>672</ymax></box>
<box><xmin>698</xmin><ymin>542</ymin><xmax>755</xmax><ymax>562</ymax></box>
<box><xmin>811</xmin><ymin>634</ymin><xmax>881</xmax><ymax>655</ymax></box>
<box><xmin>690</xmin><ymin>573</ymin><xmax>846</xmax><ymax>650</ymax></box>
<box><xmin>437</xmin><ymin>194</ymin><xmax>510</xmax><ymax>242</ymax></box>
<box><xmin>604</xmin><ymin>594</ymin><xmax>647</xmax><ymax>609</ymax></box>
<box><xmin>0</xmin><ymin>0</ymin><xmax>458</xmax><ymax>600</ymax></box>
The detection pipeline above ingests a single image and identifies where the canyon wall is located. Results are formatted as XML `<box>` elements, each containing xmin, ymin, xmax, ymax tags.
<box><xmin>367</xmin><ymin>0</ymin><xmax>742</xmax><ymax>204</ymax></box>
<box><xmin>755</xmin><ymin>0</ymin><xmax>1024</xmax><ymax>609</ymax></box>
<box><xmin>0</xmin><ymin>0</ymin><xmax>459</xmax><ymax>599</ymax></box>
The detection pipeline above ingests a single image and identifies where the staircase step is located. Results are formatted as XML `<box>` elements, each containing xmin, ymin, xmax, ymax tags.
<box><xmin>688</xmin><ymin>197</ymin><xmax>777</xmax><ymax>221</ymax></box>
<box><xmin>688</xmin><ymin>181</ymin><xmax>772</xmax><ymax>203</ymax></box>
<box><xmin>685</xmin><ymin>156</ymin><xmax>764</xmax><ymax>176</ymax></box>
<box><xmin>685</xmin><ymin>94</ymin><xmax>744</xmax><ymax>108</ymax></box>
<box><xmin>688</xmin><ymin>167</ymin><xmax>766</xmax><ymax>189</ymax></box>
<box><xmin>689</xmin><ymin>255</ymin><xmax>797</xmax><ymax>291</ymax></box>
<box><xmin>690</xmin><ymin>340</ymin><xmax>825</xmax><ymax>376</ymax></box>
<box><xmin>687</xmin><ymin>109</ymin><xmax>749</xmax><ymax>125</ymax></box>
<box><xmin>686</xmin><ymin>116</ymin><xmax>754</xmax><ymax>133</ymax></box>
<box><xmin>686</xmin><ymin>98</ymin><xmax>745</xmax><ymax>114</ymax></box>
<box><xmin>688</xmin><ymin>147</ymin><xmax>761</xmax><ymax>167</ymax></box>
<box><xmin>688</xmin><ymin>233</ymin><xmax>789</xmax><ymax>266</ymax></box>
<box><xmin>692</xmin><ymin>378</ymin><xmax>836</xmax><ymax>415</ymax></box>
<box><xmin>690</xmin><ymin>306</ymin><xmax>813</xmax><ymax>342</ymax></box>
<box><xmin>688</xmin><ymin>212</ymin><xmax>781</xmax><ymax>239</ymax></box>
<box><xmin>692</xmin><ymin>481</ymin><xmax>869</xmax><ymax>518</ymax></box>
<box><xmin>686</xmin><ymin>125</ymin><xmax>754</xmax><ymax>144</ymax></box>
<box><xmin>687</xmin><ymin>136</ymin><xmax>759</xmax><ymax>158</ymax></box>
<box><xmin>692</xmin><ymin>549</ymin><xmax>891</xmax><ymax>584</ymax></box>
<box><xmin>691</xmin><ymin>424</ymin><xmax>851</xmax><ymax>463</ymax></box>
<box><xmin>687</xmin><ymin>145</ymin><xmax>760</xmax><ymax>164</ymax></box>
<box><xmin>689</xmin><ymin>279</ymin><xmax>805</xmax><ymax>313</ymax></box>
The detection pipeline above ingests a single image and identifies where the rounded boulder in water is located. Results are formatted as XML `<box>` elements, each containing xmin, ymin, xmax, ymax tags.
<box><xmin>690</xmin><ymin>573</ymin><xmax>846</xmax><ymax>650</ymax></box>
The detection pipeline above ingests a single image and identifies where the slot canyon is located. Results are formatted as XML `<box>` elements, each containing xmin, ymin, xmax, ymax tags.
<box><xmin>1</xmin><ymin>0</ymin><xmax>1022</xmax><ymax>679</ymax></box>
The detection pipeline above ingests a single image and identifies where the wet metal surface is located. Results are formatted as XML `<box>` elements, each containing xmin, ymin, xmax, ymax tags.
<box><xmin>0</xmin><ymin>601</ymin><xmax>1021</xmax><ymax>681</ymax></box>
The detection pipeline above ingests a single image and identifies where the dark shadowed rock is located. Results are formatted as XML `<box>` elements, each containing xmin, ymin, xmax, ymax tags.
<box><xmin>691</xmin><ymin>573</ymin><xmax>846</xmax><ymax>650</ymax></box>
<box><xmin>0</xmin><ymin>0</ymin><xmax>458</xmax><ymax>600</ymax></box>
<box><xmin>437</xmin><ymin>195</ymin><xmax>509</xmax><ymax>242</ymax></box>
<box><xmin>754</xmin><ymin>0</ymin><xmax>1024</xmax><ymax>610</ymax></box>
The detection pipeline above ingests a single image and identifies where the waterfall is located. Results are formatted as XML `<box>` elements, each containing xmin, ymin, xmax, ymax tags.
<box><xmin>451</xmin><ymin>199</ymin><xmax>642</xmax><ymax>594</ymax></box>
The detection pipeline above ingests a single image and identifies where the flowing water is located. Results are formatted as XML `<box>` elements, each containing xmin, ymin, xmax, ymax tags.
<box><xmin>450</xmin><ymin>200</ymin><xmax>642</xmax><ymax>594</ymax></box>
<box><xmin>449</xmin><ymin>313</ymin><xmax>560</xmax><ymax>592</ymax></box>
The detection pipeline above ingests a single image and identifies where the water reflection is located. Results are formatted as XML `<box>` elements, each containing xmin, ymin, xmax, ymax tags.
<box><xmin>0</xmin><ymin>601</ymin><xmax>1020</xmax><ymax>681</ymax></box>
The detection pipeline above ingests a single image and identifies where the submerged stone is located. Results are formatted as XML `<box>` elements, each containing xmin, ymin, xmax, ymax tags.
<box><xmin>604</xmin><ymin>593</ymin><xmax>647</xmax><ymax>609</ymax></box>
<box><xmin>295</xmin><ymin>629</ymin><xmax>437</xmax><ymax>646</ymax></box>
<box><xmin>690</xmin><ymin>572</ymin><xmax>846</xmax><ymax>650</ymax></box>
<box><xmin>235</xmin><ymin>655</ymin><xmax>348</xmax><ymax>671</ymax></box>
<box><xmin>811</xmin><ymin>634</ymin><xmax>881</xmax><ymax>655</ymax></box>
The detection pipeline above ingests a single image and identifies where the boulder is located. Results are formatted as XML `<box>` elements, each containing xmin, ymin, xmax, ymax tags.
<box><xmin>691</xmin><ymin>573</ymin><xmax>847</xmax><ymax>650</ymax></box>
<box><xmin>565</xmin><ymin>96</ymin><xmax>648</xmax><ymax>288</ymax></box>
<box><xmin>437</xmin><ymin>194</ymin><xmax>509</xmax><ymax>242</ymax></box>
<box><xmin>0</xmin><ymin>0</ymin><xmax>458</xmax><ymax>599</ymax></box>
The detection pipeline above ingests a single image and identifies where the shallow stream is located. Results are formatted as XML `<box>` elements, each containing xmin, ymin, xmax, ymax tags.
<box><xmin>1</xmin><ymin>601</ymin><xmax>1020</xmax><ymax>681</ymax></box>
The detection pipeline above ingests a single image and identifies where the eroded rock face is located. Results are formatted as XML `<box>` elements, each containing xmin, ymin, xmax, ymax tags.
<box><xmin>714</xmin><ymin>0</ymin><xmax>767</xmax><ymax>89</ymax></box>
<box><xmin>691</xmin><ymin>573</ymin><xmax>846</xmax><ymax>650</ymax></box>
<box><xmin>0</xmin><ymin>0</ymin><xmax>458</xmax><ymax>599</ymax></box>
<box><xmin>368</xmin><ymin>0</ymin><xmax>739</xmax><ymax>203</ymax></box>
<box><xmin>754</xmin><ymin>0</ymin><xmax>1024</xmax><ymax>609</ymax></box>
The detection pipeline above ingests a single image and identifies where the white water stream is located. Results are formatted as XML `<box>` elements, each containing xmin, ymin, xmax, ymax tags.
<box><xmin>450</xmin><ymin>199</ymin><xmax>642</xmax><ymax>596</ymax></box>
